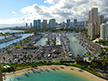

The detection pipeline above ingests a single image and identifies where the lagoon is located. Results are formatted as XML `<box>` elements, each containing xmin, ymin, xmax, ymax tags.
<box><xmin>4</xmin><ymin>69</ymin><xmax>93</xmax><ymax>81</ymax></box>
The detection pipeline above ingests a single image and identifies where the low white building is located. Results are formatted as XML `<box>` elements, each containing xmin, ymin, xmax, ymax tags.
<box><xmin>100</xmin><ymin>23</ymin><xmax>108</xmax><ymax>41</ymax></box>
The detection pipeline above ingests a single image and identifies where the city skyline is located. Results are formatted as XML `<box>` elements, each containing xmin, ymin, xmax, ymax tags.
<box><xmin>0</xmin><ymin>0</ymin><xmax>108</xmax><ymax>28</ymax></box>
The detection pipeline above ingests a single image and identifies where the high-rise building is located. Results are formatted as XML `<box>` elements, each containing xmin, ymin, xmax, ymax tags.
<box><xmin>98</xmin><ymin>15</ymin><xmax>104</xmax><ymax>34</ymax></box>
<box><xmin>88</xmin><ymin>11</ymin><xmax>91</xmax><ymax>24</ymax></box>
<box><xmin>88</xmin><ymin>23</ymin><xmax>95</xmax><ymax>40</ymax></box>
<box><xmin>30</xmin><ymin>23</ymin><xmax>32</xmax><ymax>28</ymax></box>
<box><xmin>43</xmin><ymin>20</ymin><xmax>47</xmax><ymax>28</ymax></box>
<box><xmin>40</xmin><ymin>22</ymin><xmax>43</xmax><ymax>28</ymax></box>
<box><xmin>74</xmin><ymin>19</ymin><xmax>77</xmax><ymax>27</ymax></box>
<box><xmin>88</xmin><ymin>8</ymin><xmax>99</xmax><ymax>39</ymax></box>
<box><xmin>84</xmin><ymin>21</ymin><xmax>88</xmax><ymax>27</ymax></box>
<box><xmin>33</xmin><ymin>20</ymin><xmax>37</xmax><ymax>28</ymax></box>
<box><xmin>88</xmin><ymin>8</ymin><xmax>98</xmax><ymax>23</ymax></box>
<box><xmin>0</xmin><ymin>63</ymin><xmax>3</xmax><ymax>81</ymax></box>
<box><xmin>67</xmin><ymin>19</ymin><xmax>70</xmax><ymax>27</ymax></box>
<box><xmin>26</xmin><ymin>23</ymin><xmax>28</xmax><ymax>27</ymax></box>
<box><xmin>91</xmin><ymin>8</ymin><xmax>98</xmax><ymax>23</ymax></box>
<box><xmin>70</xmin><ymin>22</ymin><xmax>73</xmax><ymax>26</ymax></box>
<box><xmin>49</xmin><ymin>19</ymin><xmax>56</xmax><ymax>28</ymax></box>
<box><xmin>37</xmin><ymin>20</ymin><xmax>41</xmax><ymax>28</ymax></box>
<box><xmin>74</xmin><ymin>19</ymin><xmax>77</xmax><ymax>24</ymax></box>
<box><xmin>100</xmin><ymin>23</ymin><xmax>108</xmax><ymax>41</ymax></box>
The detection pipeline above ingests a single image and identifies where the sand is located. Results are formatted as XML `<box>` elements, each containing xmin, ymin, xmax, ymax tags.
<box><xmin>4</xmin><ymin>65</ymin><xmax>106</xmax><ymax>81</ymax></box>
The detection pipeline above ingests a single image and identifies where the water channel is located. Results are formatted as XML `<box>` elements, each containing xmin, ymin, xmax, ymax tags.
<box><xmin>36</xmin><ymin>32</ymin><xmax>87</xmax><ymax>56</ymax></box>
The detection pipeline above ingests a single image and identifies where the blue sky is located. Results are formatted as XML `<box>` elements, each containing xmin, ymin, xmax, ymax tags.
<box><xmin>0</xmin><ymin>0</ymin><xmax>52</xmax><ymax>19</ymax></box>
<box><xmin>0</xmin><ymin>0</ymin><xmax>108</xmax><ymax>27</ymax></box>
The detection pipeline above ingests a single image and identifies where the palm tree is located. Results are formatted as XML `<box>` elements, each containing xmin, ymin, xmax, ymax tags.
<box><xmin>20</xmin><ymin>58</ymin><xmax>23</xmax><ymax>61</ymax></box>
<box><xmin>28</xmin><ymin>57</ymin><xmax>31</xmax><ymax>62</ymax></box>
<box><xmin>60</xmin><ymin>58</ymin><xmax>63</xmax><ymax>62</ymax></box>
<box><xmin>17</xmin><ymin>59</ymin><xmax>20</xmax><ymax>63</ymax></box>
<box><xmin>31</xmin><ymin>55</ymin><xmax>33</xmax><ymax>58</ymax></box>
<box><xmin>9</xmin><ymin>60</ymin><xmax>12</xmax><ymax>64</ymax></box>
<box><xmin>3</xmin><ymin>57</ymin><xmax>5</xmax><ymax>61</ymax></box>
<box><xmin>63</xmin><ymin>53</ymin><xmax>65</xmax><ymax>56</ymax></box>
<box><xmin>23</xmin><ymin>55</ymin><xmax>26</xmax><ymax>60</ymax></box>
<box><xmin>89</xmin><ymin>57</ymin><xmax>91</xmax><ymax>61</ymax></box>
<box><xmin>65</xmin><ymin>58</ymin><xmax>67</xmax><ymax>61</ymax></box>
<box><xmin>102</xmin><ymin>60</ymin><xmax>106</xmax><ymax>71</ymax></box>
<box><xmin>77</xmin><ymin>54</ymin><xmax>80</xmax><ymax>57</ymax></box>
<box><xmin>91</xmin><ymin>61</ymin><xmax>97</xmax><ymax>69</ymax></box>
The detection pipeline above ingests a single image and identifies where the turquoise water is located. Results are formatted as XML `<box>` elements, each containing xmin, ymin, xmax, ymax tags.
<box><xmin>4</xmin><ymin>69</ymin><xmax>94</xmax><ymax>81</ymax></box>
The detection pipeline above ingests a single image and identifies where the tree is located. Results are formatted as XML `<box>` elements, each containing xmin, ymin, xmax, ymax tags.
<box><xmin>20</xmin><ymin>58</ymin><xmax>23</xmax><ymax>61</ymax></box>
<box><xmin>28</xmin><ymin>57</ymin><xmax>31</xmax><ymax>62</ymax></box>
<box><xmin>89</xmin><ymin>57</ymin><xmax>91</xmax><ymax>61</ymax></box>
<box><xmin>102</xmin><ymin>60</ymin><xmax>106</xmax><ymax>71</ymax></box>
<box><xmin>77</xmin><ymin>54</ymin><xmax>80</xmax><ymax>57</ymax></box>
<box><xmin>9</xmin><ymin>60</ymin><xmax>12</xmax><ymax>64</ymax></box>
<box><xmin>60</xmin><ymin>58</ymin><xmax>63</xmax><ymax>62</ymax></box>
<box><xmin>23</xmin><ymin>55</ymin><xmax>26</xmax><ymax>59</ymax></box>
<box><xmin>63</xmin><ymin>53</ymin><xmax>65</xmax><ymax>56</ymax></box>
<box><xmin>91</xmin><ymin>61</ymin><xmax>98</xmax><ymax>69</ymax></box>
<box><xmin>65</xmin><ymin>58</ymin><xmax>67</xmax><ymax>61</ymax></box>
<box><xmin>3</xmin><ymin>57</ymin><xmax>5</xmax><ymax>61</ymax></box>
<box><xmin>18</xmin><ymin>59</ymin><xmax>20</xmax><ymax>63</ymax></box>
<box><xmin>31</xmin><ymin>55</ymin><xmax>33</xmax><ymax>58</ymax></box>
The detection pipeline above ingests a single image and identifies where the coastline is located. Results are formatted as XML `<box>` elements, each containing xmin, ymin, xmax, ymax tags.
<box><xmin>3</xmin><ymin>65</ymin><xmax>106</xmax><ymax>81</ymax></box>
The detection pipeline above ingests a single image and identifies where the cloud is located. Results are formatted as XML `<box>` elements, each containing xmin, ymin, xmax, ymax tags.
<box><xmin>0</xmin><ymin>0</ymin><xmax>108</xmax><ymax>27</ymax></box>
<box><xmin>44</xmin><ymin>0</ymin><xmax>58</xmax><ymax>4</ymax></box>
<box><xmin>12</xmin><ymin>11</ymin><xmax>16</xmax><ymax>14</ymax></box>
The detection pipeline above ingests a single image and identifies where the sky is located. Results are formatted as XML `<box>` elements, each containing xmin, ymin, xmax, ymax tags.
<box><xmin>0</xmin><ymin>0</ymin><xmax>108</xmax><ymax>28</ymax></box>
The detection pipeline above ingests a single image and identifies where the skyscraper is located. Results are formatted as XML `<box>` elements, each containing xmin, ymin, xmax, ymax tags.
<box><xmin>33</xmin><ymin>20</ymin><xmax>37</xmax><ymax>28</ymax></box>
<box><xmin>84</xmin><ymin>21</ymin><xmax>88</xmax><ymax>27</ymax></box>
<box><xmin>91</xmin><ymin>8</ymin><xmax>98</xmax><ymax>23</ymax></box>
<box><xmin>98</xmin><ymin>15</ymin><xmax>104</xmax><ymax>25</ymax></box>
<box><xmin>43</xmin><ymin>20</ymin><xmax>47</xmax><ymax>28</ymax></box>
<box><xmin>89</xmin><ymin>8</ymin><xmax>98</xmax><ymax>23</ymax></box>
<box><xmin>88</xmin><ymin>8</ymin><xmax>99</xmax><ymax>39</ymax></box>
<box><xmin>49</xmin><ymin>19</ymin><xmax>56</xmax><ymax>28</ymax></box>
<box><xmin>100</xmin><ymin>23</ymin><xmax>108</xmax><ymax>41</ymax></box>
<box><xmin>88</xmin><ymin>11</ymin><xmax>91</xmax><ymax>24</ymax></box>
<box><xmin>37</xmin><ymin>20</ymin><xmax>41</xmax><ymax>28</ymax></box>
<box><xmin>88</xmin><ymin>23</ymin><xmax>95</xmax><ymax>40</ymax></box>
<box><xmin>30</xmin><ymin>23</ymin><xmax>32</xmax><ymax>28</ymax></box>
<box><xmin>26</xmin><ymin>23</ymin><xmax>28</xmax><ymax>27</ymax></box>
<box><xmin>67</xmin><ymin>19</ymin><xmax>70</xmax><ymax>27</ymax></box>
<box><xmin>74</xmin><ymin>19</ymin><xmax>77</xmax><ymax>24</ymax></box>
<box><xmin>98</xmin><ymin>15</ymin><xmax>104</xmax><ymax>35</ymax></box>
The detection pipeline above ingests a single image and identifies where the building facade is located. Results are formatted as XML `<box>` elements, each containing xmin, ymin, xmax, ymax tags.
<box><xmin>37</xmin><ymin>20</ymin><xmax>41</xmax><ymax>28</ymax></box>
<box><xmin>84</xmin><ymin>21</ymin><xmax>88</xmax><ymax>27</ymax></box>
<box><xmin>49</xmin><ymin>19</ymin><xmax>56</xmax><ymax>28</ymax></box>
<box><xmin>33</xmin><ymin>20</ymin><xmax>37</xmax><ymax>28</ymax></box>
<box><xmin>67</xmin><ymin>19</ymin><xmax>70</xmax><ymax>27</ymax></box>
<box><xmin>100</xmin><ymin>23</ymin><xmax>108</xmax><ymax>41</ymax></box>
<box><xmin>30</xmin><ymin>23</ymin><xmax>32</xmax><ymax>28</ymax></box>
<box><xmin>43</xmin><ymin>20</ymin><xmax>47</xmax><ymax>28</ymax></box>
<box><xmin>98</xmin><ymin>15</ymin><xmax>104</xmax><ymax>33</ymax></box>
<box><xmin>91</xmin><ymin>8</ymin><xmax>98</xmax><ymax>23</ymax></box>
<box><xmin>88</xmin><ymin>23</ymin><xmax>95</xmax><ymax>40</ymax></box>
<box><xmin>26</xmin><ymin>23</ymin><xmax>28</xmax><ymax>27</ymax></box>
<box><xmin>88</xmin><ymin>8</ymin><xmax>99</xmax><ymax>40</ymax></box>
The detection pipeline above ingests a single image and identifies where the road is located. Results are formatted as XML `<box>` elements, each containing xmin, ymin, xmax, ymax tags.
<box><xmin>78</xmin><ymin>34</ymin><xmax>101</xmax><ymax>56</ymax></box>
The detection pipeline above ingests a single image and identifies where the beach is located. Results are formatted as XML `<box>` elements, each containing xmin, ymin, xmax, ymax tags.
<box><xmin>4</xmin><ymin>65</ymin><xmax>106</xmax><ymax>81</ymax></box>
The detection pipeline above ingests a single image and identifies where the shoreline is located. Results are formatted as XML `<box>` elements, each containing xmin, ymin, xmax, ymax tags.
<box><xmin>3</xmin><ymin>65</ymin><xmax>106</xmax><ymax>81</ymax></box>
